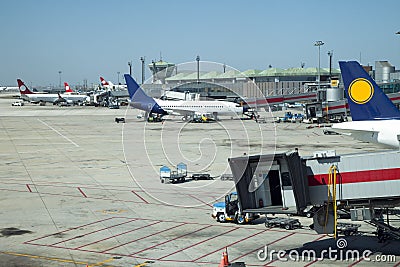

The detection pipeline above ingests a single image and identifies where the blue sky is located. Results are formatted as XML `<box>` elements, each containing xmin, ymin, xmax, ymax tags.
<box><xmin>1</xmin><ymin>0</ymin><xmax>400</xmax><ymax>87</ymax></box>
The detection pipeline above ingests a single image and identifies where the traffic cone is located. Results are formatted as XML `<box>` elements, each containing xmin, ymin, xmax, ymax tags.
<box><xmin>218</xmin><ymin>248</ymin><xmax>230</xmax><ymax>267</ymax></box>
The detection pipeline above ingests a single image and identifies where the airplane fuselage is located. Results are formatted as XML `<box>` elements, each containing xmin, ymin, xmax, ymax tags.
<box><xmin>23</xmin><ymin>93</ymin><xmax>89</xmax><ymax>104</ymax></box>
<box><xmin>332</xmin><ymin>120</ymin><xmax>400</xmax><ymax>147</ymax></box>
<box><xmin>155</xmin><ymin>99</ymin><xmax>244</xmax><ymax>116</ymax></box>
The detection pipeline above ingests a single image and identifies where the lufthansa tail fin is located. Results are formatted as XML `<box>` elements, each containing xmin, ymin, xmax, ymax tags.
<box><xmin>339</xmin><ymin>61</ymin><xmax>400</xmax><ymax>121</ymax></box>
<box><xmin>17</xmin><ymin>79</ymin><xmax>34</xmax><ymax>94</ymax></box>
<box><xmin>64</xmin><ymin>82</ymin><xmax>73</xmax><ymax>93</ymax></box>
<box><xmin>124</xmin><ymin>74</ymin><xmax>167</xmax><ymax>115</ymax></box>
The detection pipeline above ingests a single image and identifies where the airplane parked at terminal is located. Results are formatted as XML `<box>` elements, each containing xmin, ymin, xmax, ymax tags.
<box><xmin>100</xmin><ymin>76</ymin><xmax>127</xmax><ymax>90</ymax></box>
<box><xmin>332</xmin><ymin>61</ymin><xmax>400</xmax><ymax>147</ymax></box>
<box><xmin>124</xmin><ymin>74</ymin><xmax>247</xmax><ymax>120</ymax></box>
<box><xmin>18</xmin><ymin>79</ymin><xmax>89</xmax><ymax>105</ymax></box>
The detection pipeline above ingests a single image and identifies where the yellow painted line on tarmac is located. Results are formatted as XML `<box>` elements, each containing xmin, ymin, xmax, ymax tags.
<box><xmin>87</xmin><ymin>257</ymin><xmax>115</xmax><ymax>267</ymax></box>
<box><xmin>2</xmin><ymin>251</ymin><xmax>149</xmax><ymax>267</ymax></box>
<box><xmin>99</xmin><ymin>209</ymin><xmax>127</xmax><ymax>214</ymax></box>
<box><xmin>0</xmin><ymin>251</ymin><xmax>87</xmax><ymax>265</ymax></box>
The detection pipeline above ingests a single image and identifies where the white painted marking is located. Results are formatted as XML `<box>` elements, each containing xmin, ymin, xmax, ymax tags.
<box><xmin>37</xmin><ymin>119</ymin><xmax>80</xmax><ymax>147</ymax></box>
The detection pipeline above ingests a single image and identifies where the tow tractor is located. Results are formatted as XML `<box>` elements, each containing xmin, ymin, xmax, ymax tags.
<box><xmin>212</xmin><ymin>192</ymin><xmax>257</xmax><ymax>224</ymax></box>
<box><xmin>275</xmin><ymin>111</ymin><xmax>304</xmax><ymax>123</ymax></box>
<box><xmin>264</xmin><ymin>217</ymin><xmax>302</xmax><ymax>230</ymax></box>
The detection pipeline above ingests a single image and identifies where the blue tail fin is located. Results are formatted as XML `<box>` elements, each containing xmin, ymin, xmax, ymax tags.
<box><xmin>339</xmin><ymin>61</ymin><xmax>400</xmax><ymax>121</ymax></box>
<box><xmin>124</xmin><ymin>74</ymin><xmax>167</xmax><ymax>115</ymax></box>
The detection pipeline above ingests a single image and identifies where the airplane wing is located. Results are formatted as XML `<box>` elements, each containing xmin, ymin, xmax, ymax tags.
<box><xmin>165</xmin><ymin>108</ymin><xmax>196</xmax><ymax>116</ymax></box>
<box><xmin>330</xmin><ymin>126</ymin><xmax>379</xmax><ymax>143</ymax></box>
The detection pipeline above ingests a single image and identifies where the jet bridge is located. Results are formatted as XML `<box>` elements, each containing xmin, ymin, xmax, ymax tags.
<box><xmin>229</xmin><ymin>149</ymin><xmax>400</xmax><ymax>236</ymax></box>
<box><xmin>228</xmin><ymin>151</ymin><xmax>310</xmax><ymax>216</ymax></box>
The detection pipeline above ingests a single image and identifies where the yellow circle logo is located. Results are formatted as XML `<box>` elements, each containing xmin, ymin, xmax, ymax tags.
<box><xmin>348</xmin><ymin>78</ymin><xmax>374</xmax><ymax>104</ymax></box>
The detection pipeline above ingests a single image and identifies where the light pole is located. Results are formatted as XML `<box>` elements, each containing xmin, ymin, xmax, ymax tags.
<box><xmin>140</xmin><ymin>56</ymin><xmax>145</xmax><ymax>85</ymax></box>
<box><xmin>117</xmin><ymin>71</ymin><xmax>120</xmax><ymax>85</ymax></box>
<box><xmin>58</xmin><ymin>71</ymin><xmax>62</xmax><ymax>88</ymax></box>
<box><xmin>128</xmin><ymin>61</ymin><xmax>132</xmax><ymax>76</ymax></box>
<box><xmin>152</xmin><ymin>60</ymin><xmax>157</xmax><ymax>83</ymax></box>
<box><xmin>196</xmin><ymin>55</ymin><xmax>200</xmax><ymax>84</ymax></box>
<box><xmin>327</xmin><ymin>50</ymin><xmax>333</xmax><ymax>80</ymax></box>
<box><xmin>314</xmin><ymin>40</ymin><xmax>324</xmax><ymax>90</ymax></box>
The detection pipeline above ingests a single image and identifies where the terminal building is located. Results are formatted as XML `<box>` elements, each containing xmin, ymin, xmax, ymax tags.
<box><xmin>142</xmin><ymin>60</ymin><xmax>400</xmax><ymax>106</ymax></box>
<box><xmin>143</xmin><ymin>60</ymin><xmax>341</xmax><ymax>100</ymax></box>
<box><xmin>93</xmin><ymin>59</ymin><xmax>400</xmax><ymax>115</ymax></box>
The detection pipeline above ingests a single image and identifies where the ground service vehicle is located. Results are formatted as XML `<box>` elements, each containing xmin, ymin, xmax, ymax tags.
<box><xmin>212</xmin><ymin>192</ymin><xmax>257</xmax><ymax>224</ymax></box>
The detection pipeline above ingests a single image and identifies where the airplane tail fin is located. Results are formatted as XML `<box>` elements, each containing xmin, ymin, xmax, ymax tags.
<box><xmin>124</xmin><ymin>74</ymin><xmax>167</xmax><ymax>115</ymax></box>
<box><xmin>64</xmin><ymin>82</ymin><xmax>73</xmax><ymax>93</ymax></box>
<box><xmin>17</xmin><ymin>79</ymin><xmax>34</xmax><ymax>94</ymax></box>
<box><xmin>100</xmin><ymin>77</ymin><xmax>109</xmax><ymax>86</ymax></box>
<box><xmin>339</xmin><ymin>61</ymin><xmax>400</xmax><ymax>120</ymax></box>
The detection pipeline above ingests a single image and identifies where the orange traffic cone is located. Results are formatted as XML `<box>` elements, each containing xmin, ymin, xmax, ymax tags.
<box><xmin>218</xmin><ymin>247</ymin><xmax>230</xmax><ymax>267</ymax></box>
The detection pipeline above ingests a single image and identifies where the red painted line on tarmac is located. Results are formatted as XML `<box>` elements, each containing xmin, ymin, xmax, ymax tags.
<box><xmin>193</xmin><ymin>229</ymin><xmax>271</xmax><ymax>262</ymax></box>
<box><xmin>75</xmin><ymin>220</ymin><xmax>161</xmax><ymax>249</ymax></box>
<box><xmin>131</xmin><ymin>190</ymin><xmax>149</xmax><ymax>204</ymax></box>
<box><xmin>26</xmin><ymin>184</ymin><xmax>32</xmax><ymax>192</ymax></box>
<box><xmin>77</xmin><ymin>187</ymin><xmax>87</xmax><ymax>198</ymax></box>
<box><xmin>347</xmin><ymin>257</ymin><xmax>365</xmax><ymax>267</ymax></box>
<box><xmin>312</xmin><ymin>234</ymin><xmax>327</xmax><ymax>242</ymax></box>
<box><xmin>1</xmin><ymin>179</ymin><xmax>244</xmax><ymax>198</ymax></box>
<box><xmin>132</xmin><ymin>225</ymin><xmax>213</xmax><ymax>256</ymax></box>
<box><xmin>51</xmin><ymin>218</ymin><xmax>138</xmax><ymax>246</ymax></box>
<box><xmin>187</xmin><ymin>194</ymin><xmax>213</xmax><ymax>207</ymax></box>
<box><xmin>0</xmin><ymin>187</ymin><xmax>210</xmax><ymax>211</ymax></box>
<box><xmin>24</xmin><ymin>217</ymin><xmax>115</xmax><ymax>244</ymax></box>
<box><xmin>232</xmin><ymin>231</ymin><xmax>295</xmax><ymax>263</ymax></box>
<box><xmin>264</xmin><ymin>234</ymin><xmax>327</xmax><ymax>266</ymax></box>
<box><xmin>158</xmin><ymin>227</ymin><xmax>238</xmax><ymax>260</ymax></box>
<box><xmin>101</xmin><ymin>222</ymin><xmax>186</xmax><ymax>253</ymax></box>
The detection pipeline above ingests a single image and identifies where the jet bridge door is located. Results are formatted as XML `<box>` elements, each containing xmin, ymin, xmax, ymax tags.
<box><xmin>285</xmin><ymin>152</ymin><xmax>310</xmax><ymax>212</ymax></box>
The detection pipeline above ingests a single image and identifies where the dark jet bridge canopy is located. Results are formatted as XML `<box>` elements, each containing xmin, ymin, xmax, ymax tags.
<box><xmin>228</xmin><ymin>151</ymin><xmax>310</xmax><ymax>215</ymax></box>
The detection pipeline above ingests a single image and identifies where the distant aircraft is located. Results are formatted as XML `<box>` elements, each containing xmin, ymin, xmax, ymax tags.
<box><xmin>0</xmin><ymin>85</ymin><xmax>19</xmax><ymax>91</ymax></box>
<box><xmin>124</xmin><ymin>74</ymin><xmax>247</xmax><ymax>120</ymax></box>
<box><xmin>100</xmin><ymin>76</ymin><xmax>127</xmax><ymax>90</ymax></box>
<box><xmin>64</xmin><ymin>82</ymin><xmax>74</xmax><ymax>94</ymax></box>
<box><xmin>331</xmin><ymin>61</ymin><xmax>400</xmax><ymax>147</ymax></box>
<box><xmin>18</xmin><ymin>79</ymin><xmax>89</xmax><ymax>105</ymax></box>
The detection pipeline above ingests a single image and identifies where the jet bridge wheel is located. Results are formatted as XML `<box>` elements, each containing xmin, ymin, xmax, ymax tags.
<box><xmin>237</xmin><ymin>215</ymin><xmax>245</xmax><ymax>224</ymax></box>
<box><xmin>265</xmin><ymin>221</ymin><xmax>272</xmax><ymax>228</ymax></box>
<box><xmin>285</xmin><ymin>224</ymin><xmax>292</xmax><ymax>230</ymax></box>
<box><xmin>217</xmin><ymin>213</ymin><xmax>226</xmax><ymax>223</ymax></box>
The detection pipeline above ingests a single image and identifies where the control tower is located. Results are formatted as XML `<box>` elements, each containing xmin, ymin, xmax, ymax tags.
<box><xmin>148</xmin><ymin>60</ymin><xmax>176</xmax><ymax>84</ymax></box>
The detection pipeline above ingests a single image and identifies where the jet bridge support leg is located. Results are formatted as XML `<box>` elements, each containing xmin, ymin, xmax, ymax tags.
<box><xmin>366</xmin><ymin>213</ymin><xmax>400</xmax><ymax>241</ymax></box>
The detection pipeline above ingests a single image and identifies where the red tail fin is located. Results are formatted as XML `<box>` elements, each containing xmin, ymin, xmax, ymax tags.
<box><xmin>64</xmin><ymin>82</ymin><xmax>73</xmax><ymax>93</ymax></box>
<box><xmin>17</xmin><ymin>79</ymin><xmax>34</xmax><ymax>94</ymax></box>
<box><xmin>100</xmin><ymin>77</ymin><xmax>109</xmax><ymax>86</ymax></box>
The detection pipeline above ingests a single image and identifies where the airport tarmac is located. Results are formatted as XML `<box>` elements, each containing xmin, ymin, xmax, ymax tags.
<box><xmin>0</xmin><ymin>97</ymin><xmax>399</xmax><ymax>266</ymax></box>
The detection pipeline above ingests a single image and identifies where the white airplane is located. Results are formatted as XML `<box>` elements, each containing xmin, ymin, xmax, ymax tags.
<box><xmin>0</xmin><ymin>85</ymin><xmax>19</xmax><ymax>91</ymax></box>
<box><xmin>100</xmin><ymin>76</ymin><xmax>127</xmax><ymax>90</ymax></box>
<box><xmin>18</xmin><ymin>79</ymin><xmax>89</xmax><ymax>105</ymax></box>
<box><xmin>124</xmin><ymin>74</ymin><xmax>247</xmax><ymax>120</ymax></box>
<box><xmin>331</xmin><ymin>61</ymin><xmax>400</xmax><ymax>147</ymax></box>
